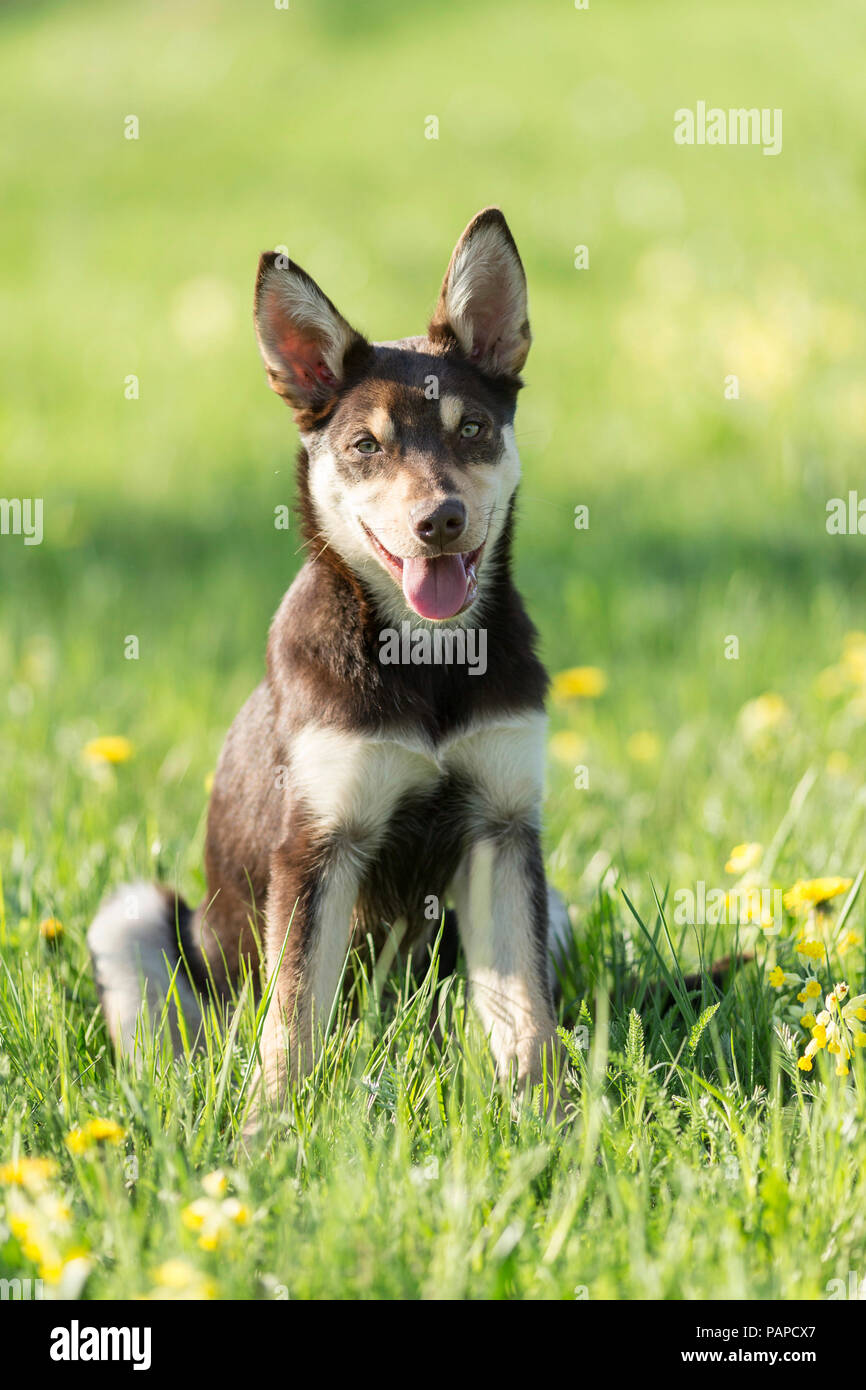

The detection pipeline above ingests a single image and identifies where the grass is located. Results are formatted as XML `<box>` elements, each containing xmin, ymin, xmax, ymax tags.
<box><xmin>1</xmin><ymin>0</ymin><xmax>866</xmax><ymax>1300</ymax></box>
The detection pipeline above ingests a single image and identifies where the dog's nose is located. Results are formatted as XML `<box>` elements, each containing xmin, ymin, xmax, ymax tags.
<box><xmin>410</xmin><ymin>498</ymin><xmax>467</xmax><ymax>547</ymax></box>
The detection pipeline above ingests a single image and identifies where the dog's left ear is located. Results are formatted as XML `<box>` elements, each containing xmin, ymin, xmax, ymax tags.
<box><xmin>428</xmin><ymin>207</ymin><xmax>531</xmax><ymax>378</ymax></box>
<box><xmin>254</xmin><ymin>252</ymin><xmax>368</xmax><ymax>413</ymax></box>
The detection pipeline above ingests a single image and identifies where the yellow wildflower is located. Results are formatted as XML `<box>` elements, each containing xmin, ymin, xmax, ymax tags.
<box><xmin>798</xmin><ymin>1055</ymin><xmax>813</xmax><ymax>1071</ymax></box>
<box><xmin>785</xmin><ymin>878</ymin><xmax>853</xmax><ymax>912</ymax></box>
<box><xmin>795</xmin><ymin>939</ymin><xmax>825</xmax><ymax>960</ymax></box>
<box><xmin>548</xmin><ymin>731</ymin><xmax>587</xmax><ymax>766</ymax></box>
<box><xmin>796</xmin><ymin>978</ymin><xmax>822</xmax><ymax>1004</ymax></box>
<box><xmin>826</xmin><ymin>750</ymin><xmax>851</xmax><ymax>776</ymax></box>
<box><xmin>551</xmin><ymin>667</ymin><xmax>607</xmax><ymax>701</ymax></box>
<box><xmin>769</xmin><ymin>967</ymin><xmax>799</xmax><ymax>989</ymax></box>
<box><xmin>39</xmin><ymin>917</ymin><xmax>64</xmax><ymax>940</ymax></box>
<box><xmin>738</xmin><ymin>693</ymin><xmax>790</xmax><ymax>744</ymax></box>
<box><xmin>201</xmin><ymin>1170</ymin><xmax>228</xmax><ymax>1199</ymax></box>
<box><xmin>725</xmin><ymin>843</ymin><xmax>763</xmax><ymax>875</ymax></box>
<box><xmin>625</xmin><ymin>730</ymin><xmax>661</xmax><ymax>763</ymax></box>
<box><xmin>150</xmin><ymin>1259</ymin><xmax>217</xmax><ymax>1300</ymax></box>
<box><xmin>83</xmin><ymin>736</ymin><xmax>134</xmax><ymax>765</ymax></box>
<box><xmin>66</xmin><ymin>1118</ymin><xmax>125</xmax><ymax>1154</ymax></box>
<box><xmin>0</xmin><ymin>1157</ymin><xmax>58</xmax><ymax>1189</ymax></box>
<box><xmin>799</xmin><ymin>1013</ymin><xmax>816</xmax><ymax>1030</ymax></box>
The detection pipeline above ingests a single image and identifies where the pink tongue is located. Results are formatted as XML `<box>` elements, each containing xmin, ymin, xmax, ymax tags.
<box><xmin>402</xmin><ymin>555</ymin><xmax>468</xmax><ymax>620</ymax></box>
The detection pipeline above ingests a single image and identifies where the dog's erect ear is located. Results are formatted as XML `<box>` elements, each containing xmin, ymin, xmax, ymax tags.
<box><xmin>254</xmin><ymin>253</ymin><xmax>368</xmax><ymax>412</ymax></box>
<box><xmin>428</xmin><ymin>208</ymin><xmax>531</xmax><ymax>378</ymax></box>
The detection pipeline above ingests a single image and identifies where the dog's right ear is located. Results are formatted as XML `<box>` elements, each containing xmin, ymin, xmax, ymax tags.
<box><xmin>254</xmin><ymin>253</ymin><xmax>368</xmax><ymax>413</ymax></box>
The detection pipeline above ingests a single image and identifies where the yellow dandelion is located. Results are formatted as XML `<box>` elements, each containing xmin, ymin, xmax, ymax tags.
<box><xmin>784</xmin><ymin>878</ymin><xmax>853</xmax><ymax>912</ymax></box>
<box><xmin>551</xmin><ymin>666</ymin><xmax>607</xmax><ymax>701</ymax></box>
<box><xmin>725</xmin><ymin>842</ymin><xmax>763</xmax><ymax>875</ymax></box>
<box><xmin>826</xmin><ymin>750</ymin><xmax>851</xmax><ymax>777</ymax></box>
<box><xmin>738</xmin><ymin>693</ymin><xmax>791</xmax><ymax>743</ymax></box>
<box><xmin>625</xmin><ymin>731</ymin><xmax>661</xmax><ymax>763</ymax></box>
<box><xmin>65</xmin><ymin>1117</ymin><xmax>125</xmax><ymax>1154</ymax></box>
<box><xmin>38</xmin><ymin>917</ymin><xmax>64</xmax><ymax>941</ymax></box>
<box><xmin>83</xmin><ymin>736</ymin><xmax>134</xmax><ymax>765</ymax></box>
<box><xmin>222</xmin><ymin>1198</ymin><xmax>250</xmax><ymax>1226</ymax></box>
<box><xmin>153</xmin><ymin>1259</ymin><xmax>201</xmax><ymax>1289</ymax></box>
<box><xmin>0</xmin><ymin>1157</ymin><xmax>59</xmax><ymax>1189</ymax></box>
<box><xmin>201</xmin><ymin>1170</ymin><xmax>228</xmax><ymax>1199</ymax></box>
<box><xmin>181</xmin><ymin>1199</ymin><xmax>208</xmax><ymax>1233</ymax></box>
<box><xmin>548</xmin><ymin>730</ymin><xmax>587</xmax><ymax>766</ymax></box>
<box><xmin>815</xmin><ymin>667</ymin><xmax>849</xmax><ymax>701</ymax></box>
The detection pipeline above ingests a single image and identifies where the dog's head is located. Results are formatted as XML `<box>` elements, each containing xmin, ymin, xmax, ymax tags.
<box><xmin>253</xmin><ymin>208</ymin><xmax>531</xmax><ymax>624</ymax></box>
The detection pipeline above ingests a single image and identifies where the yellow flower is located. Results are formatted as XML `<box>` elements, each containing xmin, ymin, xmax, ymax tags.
<box><xmin>201</xmin><ymin>1170</ymin><xmax>228</xmax><ymax>1199</ymax></box>
<box><xmin>738</xmin><ymin>693</ymin><xmax>790</xmax><ymax>743</ymax></box>
<box><xmin>625</xmin><ymin>731</ymin><xmax>661</xmax><ymax>763</ymax></box>
<box><xmin>815</xmin><ymin>667</ymin><xmax>849</xmax><ymax>701</ymax></box>
<box><xmin>548</xmin><ymin>731</ymin><xmax>587</xmax><ymax>766</ymax></box>
<box><xmin>551</xmin><ymin>666</ymin><xmax>607</xmax><ymax>701</ymax></box>
<box><xmin>182</xmin><ymin>1192</ymin><xmax>249</xmax><ymax>1250</ymax></box>
<box><xmin>785</xmin><ymin>878</ymin><xmax>853</xmax><ymax>912</ymax></box>
<box><xmin>799</xmin><ymin>1013</ymin><xmax>816</xmax><ymax>1030</ymax></box>
<box><xmin>223</xmin><ymin>1198</ymin><xmax>250</xmax><ymax>1226</ymax></box>
<box><xmin>826</xmin><ymin>750</ymin><xmax>851</xmax><ymax>776</ymax></box>
<box><xmin>149</xmin><ymin>1258</ymin><xmax>217</xmax><ymax>1300</ymax></box>
<box><xmin>798</xmin><ymin>1055</ymin><xmax>813</xmax><ymax>1071</ymax></box>
<box><xmin>39</xmin><ymin>917</ymin><xmax>64</xmax><ymax>941</ymax></box>
<box><xmin>181</xmin><ymin>1199</ymin><xmax>209</xmax><ymax>1232</ymax></box>
<box><xmin>725</xmin><ymin>843</ymin><xmax>763</xmax><ymax>875</ymax></box>
<box><xmin>842</xmin><ymin>633</ymin><xmax>866</xmax><ymax>685</ymax></box>
<box><xmin>0</xmin><ymin>1157</ymin><xmax>58</xmax><ymax>1189</ymax></box>
<box><xmin>65</xmin><ymin>1118</ymin><xmax>125</xmax><ymax>1154</ymax></box>
<box><xmin>768</xmin><ymin>966</ymin><xmax>799</xmax><ymax>989</ymax></box>
<box><xmin>811</xmin><ymin>1024</ymin><xmax>828</xmax><ymax>1048</ymax></box>
<box><xmin>836</xmin><ymin>1062</ymin><xmax>850</xmax><ymax>1077</ymax></box>
<box><xmin>83</xmin><ymin>736</ymin><xmax>134</xmax><ymax>765</ymax></box>
<box><xmin>839</xmin><ymin>930</ymin><xmax>861</xmax><ymax>956</ymax></box>
<box><xmin>795</xmin><ymin>939</ymin><xmax>825</xmax><ymax>960</ymax></box>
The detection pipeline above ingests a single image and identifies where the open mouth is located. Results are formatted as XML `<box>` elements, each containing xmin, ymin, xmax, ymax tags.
<box><xmin>361</xmin><ymin>523</ymin><xmax>485</xmax><ymax>621</ymax></box>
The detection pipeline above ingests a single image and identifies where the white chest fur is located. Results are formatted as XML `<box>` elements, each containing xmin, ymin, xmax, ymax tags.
<box><xmin>289</xmin><ymin>710</ymin><xmax>546</xmax><ymax>845</ymax></box>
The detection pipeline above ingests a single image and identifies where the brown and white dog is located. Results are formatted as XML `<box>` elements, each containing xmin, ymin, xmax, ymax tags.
<box><xmin>88</xmin><ymin>208</ymin><xmax>570</xmax><ymax>1112</ymax></box>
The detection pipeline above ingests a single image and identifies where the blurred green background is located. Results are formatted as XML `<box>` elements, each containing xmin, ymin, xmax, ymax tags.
<box><xmin>1</xmin><ymin>0</ymin><xmax>865</xmax><ymax>931</ymax></box>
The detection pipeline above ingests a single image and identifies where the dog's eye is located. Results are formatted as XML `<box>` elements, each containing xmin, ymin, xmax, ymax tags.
<box><xmin>459</xmin><ymin>420</ymin><xmax>483</xmax><ymax>439</ymax></box>
<box><xmin>354</xmin><ymin>437</ymin><xmax>380</xmax><ymax>455</ymax></box>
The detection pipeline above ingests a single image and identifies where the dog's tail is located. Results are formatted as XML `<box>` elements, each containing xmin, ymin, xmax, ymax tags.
<box><xmin>87</xmin><ymin>882</ymin><xmax>208</xmax><ymax>1058</ymax></box>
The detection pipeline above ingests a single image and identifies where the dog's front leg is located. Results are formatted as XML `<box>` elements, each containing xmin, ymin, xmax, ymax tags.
<box><xmin>451</xmin><ymin>821</ymin><xmax>558</xmax><ymax>1090</ymax></box>
<box><xmin>256</xmin><ymin>730</ymin><xmax>439</xmax><ymax>1111</ymax></box>
<box><xmin>259</xmin><ymin>830</ymin><xmax>360</xmax><ymax>1105</ymax></box>
<box><xmin>446</xmin><ymin>715</ymin><xmax>559</xmax><ymax>1090</ymax></box>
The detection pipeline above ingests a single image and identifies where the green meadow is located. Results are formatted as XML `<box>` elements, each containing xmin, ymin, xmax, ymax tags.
<box><xmin>1</xmin><ymin>0</ymin><xmax>866</xmax><ymax>1299</ymax></box>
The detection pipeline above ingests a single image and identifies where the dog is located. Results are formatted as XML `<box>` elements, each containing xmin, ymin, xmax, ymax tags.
<box><xmin>88</xmin><ymin>207</ymin><xmax>571</xmax><ymax>1113</ymax></box>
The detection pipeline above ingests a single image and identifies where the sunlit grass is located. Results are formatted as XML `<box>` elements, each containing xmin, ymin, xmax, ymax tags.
<box><xmin>1</xmin><ymin>0</ymin><xmax>866</xmax><ymax>1299</ymax></box>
